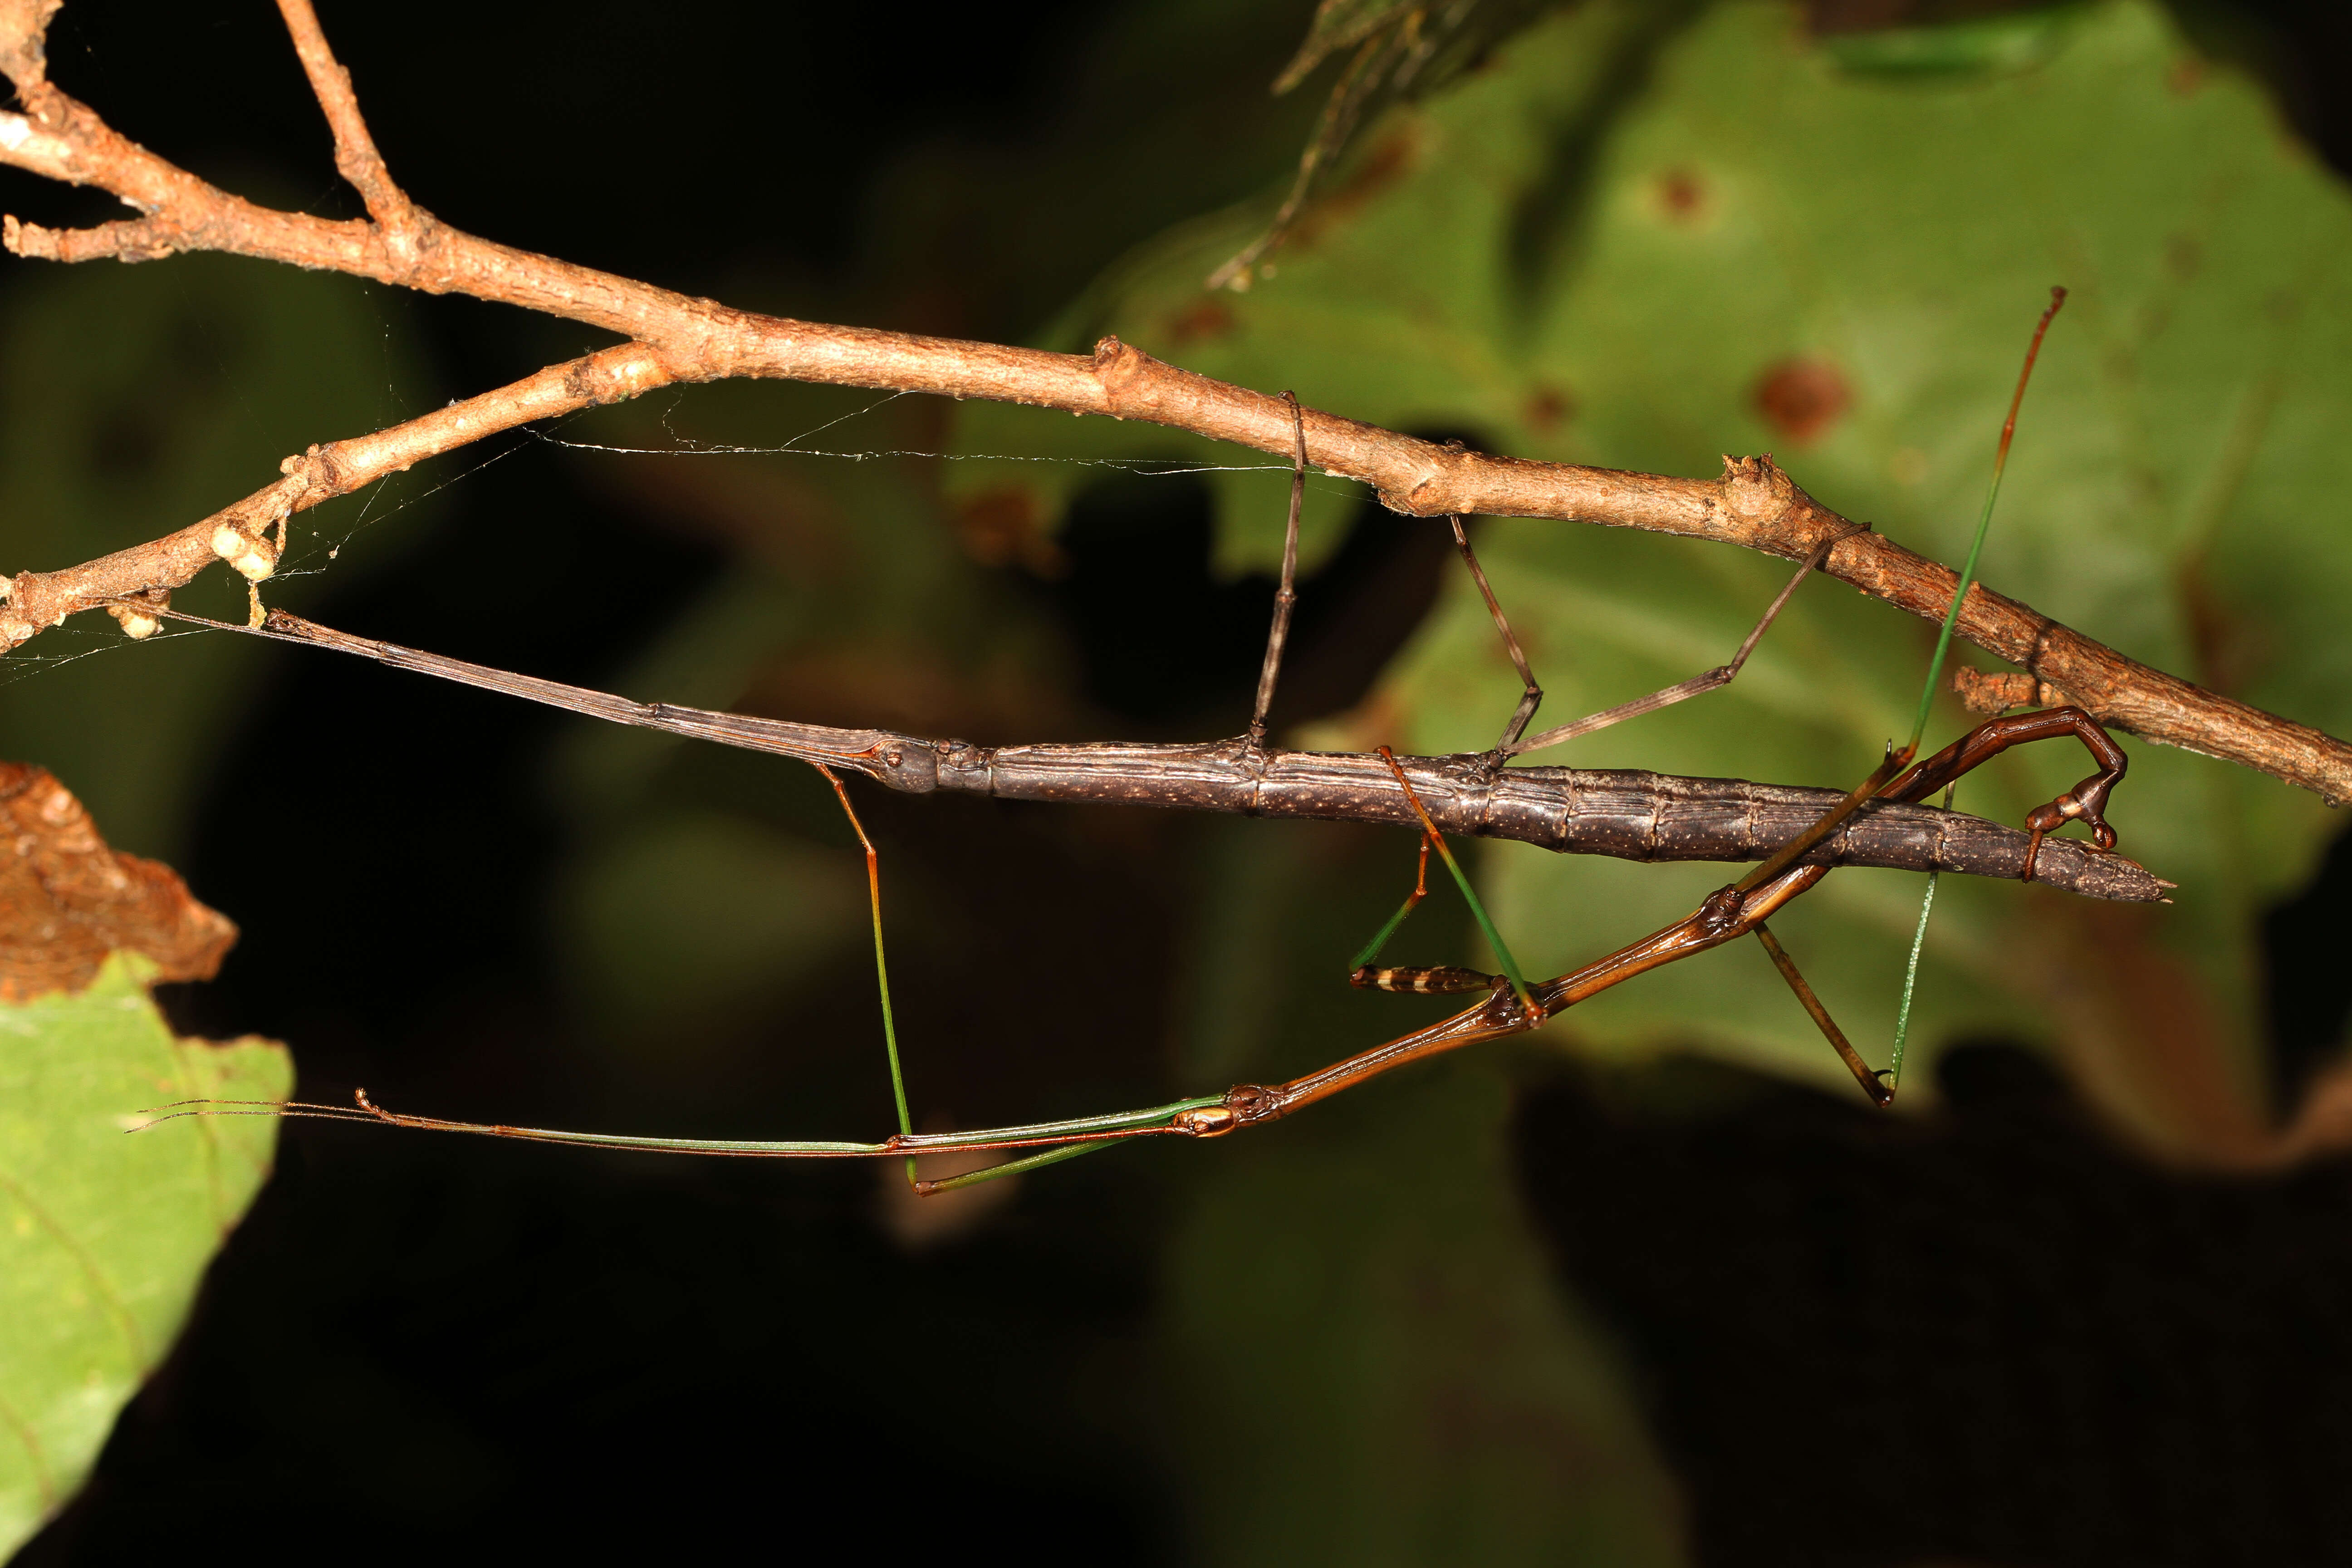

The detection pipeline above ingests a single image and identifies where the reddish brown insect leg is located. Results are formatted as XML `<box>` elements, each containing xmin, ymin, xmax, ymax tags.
<box><xmin>1888</xmin><ymin>707</ymin><xmax>2128</xmax><ymax>877</ymax></box>
<box><xmin>1754</xmin><ymin>924</ymin><xmax>1893</xmax><ymax>1108</ymax></box>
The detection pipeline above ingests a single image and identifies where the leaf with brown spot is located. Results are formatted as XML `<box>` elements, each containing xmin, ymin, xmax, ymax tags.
<box><xmin>955</xmin><ymin>1</ymin><xmax>2352</xmax><ymax>1150</ymax></box>
<box><xmin>1164</xmin><ymin>297</ymin><xmax>1238</xmax><ymax>348</ymax></box>
<box><xmin>1753</xmin><ymin>358</ymin><xmax>1852</xmax><ymax>446</ymax></box>
<box><xmin>1654</xmin><ymin>166</ymin><xmax>1705</xmax><ymax>220</ymax></box>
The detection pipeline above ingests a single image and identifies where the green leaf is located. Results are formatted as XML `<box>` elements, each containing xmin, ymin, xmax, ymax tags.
<box><xmin>950</xmin><ymin>0</ymin><xmax>2352</xmax><ymax>1152</ymax></box>
<box><xmin>1816</xmin><ymin>4</ymin><xmax>2085</xmax><ymax>75</ymax></box>
<box><xmin>0</xmin><ymin>952</ymin><xmax>289</xmax><ymax>1555</ymax></box>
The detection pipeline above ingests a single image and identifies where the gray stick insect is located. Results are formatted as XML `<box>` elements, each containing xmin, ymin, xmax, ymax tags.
<box><xmin>148</xmin><ymin>291</ymin><xmax>2136</xmax><ymax>1193</ymax></box>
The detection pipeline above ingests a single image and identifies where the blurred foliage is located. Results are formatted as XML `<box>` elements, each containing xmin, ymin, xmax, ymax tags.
<box><xmin>950</xmin><ymin>0</ymin><xmax>2352</xmax><ymax>1161</ymax></box>
<box><xmin>0</xmin><ymin>253</ymin><xmax>408</xmax><ymax>1560</ymax></box>
<box><xmin>8</xmin><ymin>0</ymin><xmax>2352</xmax><ymax>1560</ymax></box>
<box><xmin>1167</xmin><ymin>815</ymin><xmax>1687</xmax><ymax>1564</ymax></box>
<box><xmin>0</xmin><ymin>954</ymin><xmax>287</xmax><ymax>1557</ymax></box>
<box><xmin>937</xmin><ymin>5</ymin><xmax>2352</xmax><ymax>1552</ymax></box>
<box><xmin>0</xmin><ymin>257</ymin><xmax>428</xmax><ymax>863</ymax></box>
<box><xmin>1213</xmin><ymin>0</ymin><xmax>1558</xmax><ymax>290</ymax></box>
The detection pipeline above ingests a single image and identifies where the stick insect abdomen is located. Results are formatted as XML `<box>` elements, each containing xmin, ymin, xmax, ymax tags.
<box><xmin>242</xmin><ymin>612</ymin><xmax>2166</xmax><ymax>902</ymax></box>
<box><xmin>956</xmin><ymin>741</ymin><xmax>2167</xmax><ymax>901</ymax></box>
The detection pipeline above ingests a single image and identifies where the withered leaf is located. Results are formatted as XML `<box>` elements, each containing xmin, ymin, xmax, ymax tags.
<box><xmin>0</xmin><ymin>762</ymin><xmax>235</xmax><ymax>1000</ymax></box>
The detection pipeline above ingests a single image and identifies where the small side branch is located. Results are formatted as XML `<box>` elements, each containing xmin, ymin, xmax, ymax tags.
<box><xmin>274</xmin><ymin>0</ymin><xmax>421</xmax><ymax>238</ymax></box>
<box><xmin>1248</xmin><ymin>393</ymin><xmax>1308</xmax><ymax>748</ymax></box>
<box><xmin>0</xmin><ymin>344</ymin><xmax>672</xmax><ymax>642</ymax></box>
<box><xmin>0</xmin><ymin>8</ymin><xmax>2340</xmax><ymax>801</ymax></box>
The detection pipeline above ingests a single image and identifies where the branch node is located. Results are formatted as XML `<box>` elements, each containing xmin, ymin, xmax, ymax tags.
<box><xmin>276</xmin><ymin>0</ymin><xmax>420</xmax><ymax>238</ymax></box>
<box><xmin>1954</xmin><ymin>667</ymin><xmax>2075</xmax><ymax>715</ymax></box>
<box><xmin>1092</xmin><ymin>335</ymin><xmax>1152</xmax><ymax>411</ymax></box>
<box><xmin>0</xmin><ymin>0</ymin><xmax>60</xmax><ymax>93</ymax></box>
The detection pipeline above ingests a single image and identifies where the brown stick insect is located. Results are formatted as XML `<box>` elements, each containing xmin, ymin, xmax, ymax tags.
<box><xmin>144</xmin><ymin>289</ymin><xmax>2144</xmax><ymax>1193</ymax></box>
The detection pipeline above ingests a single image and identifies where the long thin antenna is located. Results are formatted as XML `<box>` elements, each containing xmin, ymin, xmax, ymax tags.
<box><xmin>1906</xmin><ymin>285</ymin><xmax>2066</xmax><ymax>754</ymax></box>
<box><xmin>1887</xmin><ymin>288</ymin><xmax>2067</xmax><ymax>1098</ymax></box>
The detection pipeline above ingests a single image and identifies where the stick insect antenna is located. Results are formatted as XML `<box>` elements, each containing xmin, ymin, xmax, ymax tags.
<box><xmin>815</xmin><ymin>763</ymin><xmax>918</xmax><ymax>1187</ymax></box>
<box><xmin>1878</xmin><ymin>286</ymin><xmax>2067</xmax><ymax>1095</ymax></box>
<box><xmin>1247</xmin><ymin>391</ymin><xmax>1310</xmax><ymax>750</ymax></box>
<box><xmin>1907</xmin><ymin>285</ymin><xmax>2067</xmax><ymax>755</ymax></box>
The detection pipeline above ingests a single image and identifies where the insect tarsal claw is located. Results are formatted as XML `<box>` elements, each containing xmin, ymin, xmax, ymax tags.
<box><xmin>1171</xmin><ymin>1105</ymin><xmax>1239</xmax><ymax>1137</ymax></box>
<box><xmin>1695</xmin><ymin>884</ymin><xmax>1748</xmax><ymax>936</ymax></box>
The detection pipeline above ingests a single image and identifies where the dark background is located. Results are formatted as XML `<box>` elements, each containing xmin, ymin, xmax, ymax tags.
<box><xmin>9</xmin><ymin>2</ymin><xmax>2352</xmax><ymax>1564</ymax></box>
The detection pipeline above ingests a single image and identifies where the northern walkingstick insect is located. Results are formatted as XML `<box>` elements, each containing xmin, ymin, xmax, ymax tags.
<box><xmin>142</xmin><ymin>289</ymin><xmax>2148</xmax><ymax>1194</ymax></box>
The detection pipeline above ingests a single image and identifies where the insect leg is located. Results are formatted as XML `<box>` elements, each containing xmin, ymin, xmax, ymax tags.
<box><xmin>1506</xmin><ymin>529</ymin><xmax>1846</xmax><ymax>758</ymax></box>
<box><xmin>1753</xmin><ymin>923</ymin><xmax>1893</xmax><ymax>1107</ymax></box>
<box><xmin>814</xmin><ymin>763</ymin><xmax>918</xmax><ymax>1188</ymax></box>
<box><xmin>1375</xmin><ymin>746</ymin><xmax>1538</xmax><ymax>1019</ymax></box>
<box><xmin>1247</xmin><ymin>391</ymin><xmax>1309</xmax><ymax>750</ymax></box>
<box><xmin>1446</xmin><ymin>514</ymin><xmax>1545</xmax><ymax>753</ymax></box>
<box><xmin>1349</xmin><ymin>964</ymin><xmax>1501</xmax><ymax>995</ymax></box>
<box><xmin>1348</xmin><ymin>831</ymin><xmax>1434</xmax><ymax>973</ymax></box>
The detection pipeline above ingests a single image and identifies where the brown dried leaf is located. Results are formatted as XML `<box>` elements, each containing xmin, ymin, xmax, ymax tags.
<box><xmin>0</xmin><ymin>761</ymin><xmax>235</xmax><ymax>1000</ymax></box>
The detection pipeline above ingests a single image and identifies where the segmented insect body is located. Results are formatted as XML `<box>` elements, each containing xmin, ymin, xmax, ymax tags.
<box><xmin>1350</xmin><ymin>965</ymin><xmax>1504</xmax><ymax>995</ymax></box>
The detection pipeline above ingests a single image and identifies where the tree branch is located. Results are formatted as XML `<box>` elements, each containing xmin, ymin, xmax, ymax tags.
<box><xmin>0</xmin><ymin>344</ymin><xmax>671</xmax><ymax>643</ymax></box>
<box><xmin>0</xmin><ymin>3</ymin><xmax>2342</xmax><ymax>803</ymax></box>
<box><xmin>271</xmin><ymin>0</ymin><xmax>418</xmax><ymax>239</ymax></box>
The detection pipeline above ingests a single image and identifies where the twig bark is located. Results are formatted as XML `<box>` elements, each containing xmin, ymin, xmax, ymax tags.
<box><xmin>0</xmin><ymin>3</ymin><xmax>2344</xmax><ymax>803</ymax></box>
<box><xmin>0</xmin><ymin>345</ymin><xmax>671</xmax><ymax>643</ymax></box>
<box><xmin>272</xmin><ymin>0</ymin><xmax>418</xmax><ymax>240</ymax></box>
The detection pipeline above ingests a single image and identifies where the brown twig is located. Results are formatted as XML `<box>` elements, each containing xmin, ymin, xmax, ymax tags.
<box><xmin>272</xmin><ymin>0</ymin><xmax>418</xmax><ymax>239</ymax></box>
<box><xmin>0</xmin><ymin>345</ymin><xmax>671</xmax><ymax>643</ymax></box>
<box><xmin>0</xmin><ymin>4</ymin><xmax>2343</xmax><ymax>803</ymax></box>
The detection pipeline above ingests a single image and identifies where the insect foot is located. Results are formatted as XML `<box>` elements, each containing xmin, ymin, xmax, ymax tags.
<box><xmin>1171</xmin><ymin>1104</ymin><xmax>1240</xmax><ymax>1137</ymax></box>
<box><xmin>2026</xmin><ymin>774</ymin><xmax>2122</xmax><ymax>851</ymax></box>
<box><xmin>1173</xmin><ymin>1083</ymin><xmax>1284</xmax><ymax>1137</ymax></box>
<box><xmin>1693</xmin><ymin>883</ymin><xmax>1749</xmax><ymax>938</ymax></box>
